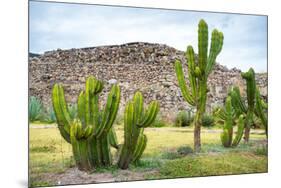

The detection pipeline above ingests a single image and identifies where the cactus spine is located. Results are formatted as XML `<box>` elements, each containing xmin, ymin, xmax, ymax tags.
<box><xmin>214</xmin><ymin>96</ymin><xmax>245</xmax><ymax>147</ymax></box>
<box><xmin>118</xmin><ymin>91</ymin><xmax>159</xmax><ymax>169</ymax></box>
<box><xmin>175</xmin><ymin>19</ymin><xmax>224</xmax><ymax>152</ymax></box>
<box><xmin>52</xmin><ymin>76</ymin><xmax>120</xmax><ymax>171</ymax></box>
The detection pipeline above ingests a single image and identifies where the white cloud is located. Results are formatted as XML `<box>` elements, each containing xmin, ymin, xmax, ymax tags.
<box><xmin>29</xmin><ymin>1</ymin><xmax>267</xmax><ymax>72</ymax></box>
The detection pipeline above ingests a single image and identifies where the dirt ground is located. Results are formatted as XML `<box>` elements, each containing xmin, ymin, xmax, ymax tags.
<box><xmin>42</xmin><ymin>167</ymin><xmax>159</xmax><ymax>186</ymax></box>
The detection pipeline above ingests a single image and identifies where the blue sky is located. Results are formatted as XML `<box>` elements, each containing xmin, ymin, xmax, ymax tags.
<box><xmin>29</xmin><ymin>1</ymin><xmax>267</xmax><ymax>72</ymax></box>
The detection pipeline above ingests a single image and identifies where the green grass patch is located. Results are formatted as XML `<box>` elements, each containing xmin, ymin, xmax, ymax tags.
<box><xmin>159</xmin><ymin>152</ymin><xmax>267</xmax><ymax>178</ymax></box>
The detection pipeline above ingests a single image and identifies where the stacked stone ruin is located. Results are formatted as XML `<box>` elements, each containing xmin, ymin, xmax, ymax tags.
<box><xmin>29</xmin><ymin>42</ymin><xmax>267</xmax><ymax>119</ymax></box>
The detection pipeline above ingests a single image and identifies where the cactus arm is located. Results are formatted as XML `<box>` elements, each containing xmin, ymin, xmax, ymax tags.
<box><xmin>108</xmin><ymin>127</ymin><xmax>119</xmax><ymax>149</ymax></box>
<box><xmin>232</xmin><ymin>115</ymin><xmax>245</xmax><ymax>146</ymax></box>
<box><xmin>52</xmin><ymin>84</ymin><xmax>71</xmax><ymax>143</ymax></box>
<box><xmin>225</xmin><ymin>96</ymin><xmax>234</xmax><ymax>146</ymax></box>
<box><xmin>255</xmin><ymin>87</ymin><xmax>268</xmax><ymax>137</ymax></box>
<box><xmin>198</xmin><ymin>19</ymin><xmax>208</xmax><ymax>72</ymax></box>
<box><xmin>117</xmin><ymin>101</ymin><xmax>135</xmax><ymax>169</ymax></box>
<box><xmin>133</xmin><ymin>91</ymin><xmax>144</xmax><ymax>123</ymax></box>
<box><xmin>137</xmin><ymin>101</ymin><xmax>160</xmax><ymax>128</ymax></box>
<box><xmin>85</xmin><ymin>76</ymin><xmax>94</xmax><ymax>126</ymax></box>
<box><xmin>206</xmin><ymin>30</ymin><xmax>224</xmax><ymax>76</ymax></box>
<box><xmin>70</xmin><ymin>120</ymin><xmax>93</xmax><ymax>171</ymax></box>
<box><xmin>175</xmin><ymin>60</ymin><xmax>195</xmax><ymax>106</ymax></box>
<box><xmin>229</xmin><ymin>87</ymin><xmax>247</xmax><ymax>115</ymax></box>
<box><xmin>77</xmin><ymin>91</ymin><xmax>86</xmax><ymax>127</ymax></box>
<box><xmin>220</xmin><ymin>128</ymin><xmax>230</xmax><ymax>147</ymax></box>
<box><xmin>132</xmin><ymin>133</ymin><xmax>147</xmax><ymax>163</ymax></box>
<box><xmin>241</xmin><ymin>68</ymin><xmax>256</xmax><ymax>111</ymax></box>
<box><xmin>96</xmin><ymin>84</ymin><xmax>120</xmax><ymax>138</ymax></box>
<box><xmin>213</xmin><ymin>107</ymin><xmax>227</xmax><ymax>121</ymax></box>
<box><xmin>186</xmin><ymin>46</ymin><xmax>197</xmax><ymax>98</ymax></box>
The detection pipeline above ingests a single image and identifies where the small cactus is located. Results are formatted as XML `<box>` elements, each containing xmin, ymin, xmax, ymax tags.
<box><xmin>229</xmin><ymin>68</ymin><xmax>257</xmax><ymax>142</ymax></box>
<box><xmin>117</xmin><ymin>91</ymin><xmax>159</xmax><ymax>169</ymax></box>
<box><xmin>214</xmin><ymin>96</ymin><xmax>245</xmax><ymax>147</ymax></box>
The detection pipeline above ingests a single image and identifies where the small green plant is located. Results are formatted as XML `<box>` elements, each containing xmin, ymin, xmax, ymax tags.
<box><xmin>201</xmin><ymin>114</ymin><xmax>214</xmax><ymax>127</ymax></box>
<box><xmin>151</xmin><ymin>114</ymin><xmax>166</xmax><ymax>127</ymax></box>
<box><xmin>29</xmin><ymin>96</ymin><xmax>44</xmax><ymax>122</ymax></box>
<box><xmin>161</xmin><ymin>151</ymin><xmax>182</xmax><ymax>160</ymax></box>
<box><xmin>177</xmin><ymin>146</ymin><xmax>194</xmax><ymax>155</ymax></box>
<box><xmin>44</xmin><ymin>106</ymin><xmax>56</xmax><ymax>123</ymax></box>
<box><xmin>175</xmin><ymin>110</ymin><xmax>193</xmax><ymax>127</ymax></box>
<box><xmin>255</xmin><ymin>145</ymin><xmax>268</xmax><ymax>156</ymax></box>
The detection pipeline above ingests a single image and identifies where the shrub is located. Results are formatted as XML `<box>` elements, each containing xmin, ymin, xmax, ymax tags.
<box><xmin>29</xmin><ymin>96</ymin><xmax>44</xmax><ymax>122</ymax></box>
<box><xmin>161</xmin><ymin>151</ymin><xmax>182</xmax><ymax>160</ymax></box>
<box><xmin>44</xmin><ymin>106</ymin><xmax>56</xmax><ymax>123</ymax></box>
<box><xmin>151</xmin><ymin>114</ymin><xmax>167</xmax><ymax>127</ymax></box>
<box><xmin>177</xmin><ymin>146</ymin><xmax>194</xmax><ymax>155</ymax></box>
<box><xmin>255</xmin><ymin>145</ymin><xmax>268</xmax><ymax>156</ymax></box>
<box><xmin>201</xmin><ymin>114</ymin><xmax>214</xmax><ymax>127</ymax></box>
<box><xmin>175</xmin><ymin>110</ymin><xmax>193</xmax><ymax>127</ymax></box>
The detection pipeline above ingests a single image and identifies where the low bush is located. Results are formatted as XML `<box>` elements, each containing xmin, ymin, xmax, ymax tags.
<box><xmin>201</xmin><ymin>114</ymin><xmax>215</xmax><ymax>127</ymax></box>
<box><xmin>175</xmin><ymin>110</ymin><xmax>193</xmax><ymax>127</ymax></box>
<box><xmin>44</xmin><ymin>107</ymin><xmax>56</xmax><ymax>123</ymax></box>
<box><xmin>177</xmin><ymin>146</ymin><xmax>193</xmax><ymax>155</ymax></box>
<box><xmin>151</xmin><ymin>114</ymin><xmax>167</xmax><ymax>127</ymax></box>
<box><xmin>255</xmin><ymin>145</ymin><xmax>268</xmax><ymax>156</ymax></box>
<box><xmin>161</xmin><ymin>151</ymin><xmax>182</xmax><ymax>160</ymax></box>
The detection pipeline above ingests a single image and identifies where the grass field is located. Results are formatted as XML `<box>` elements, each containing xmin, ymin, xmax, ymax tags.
<box><xmin>29</xmin><ymin>124</ymin><xmax>267</xmax><ymax>187</ymax></box>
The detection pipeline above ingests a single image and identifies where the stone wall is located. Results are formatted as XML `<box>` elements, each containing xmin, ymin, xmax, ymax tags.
<box><xmin>29</xmin><ymin>42</ymin><xmax>267</xmax><ymax>118</ymax></box>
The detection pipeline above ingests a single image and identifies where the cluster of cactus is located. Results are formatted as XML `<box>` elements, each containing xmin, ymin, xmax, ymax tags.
<box><xmin>220</xmin><ymin>68</ymin><xmax>267</xmax><ymax>143</ymax></box>
<box><xmin>52</xmin><ymin>76</ymin><xmax>120</xmax><ymax>171</ymax></box>
<box><xmin>174</xmin><ymin>19</ymin><xmax>224</xmax><ymax>152</ymax></box>
<box><xmin>229</xmin><ymin>68</ymin><xmax>265</xmax><ymax>142</ymax></box>
<box><xmin>214</xmin><ymin>96</ymin><xmax>245</xmax><ymax>147</ymax></box>
<box><xmin>118</xmin><ymin>92</ymin><xmax>159</xmax><ymax>169</ymax></box>
<box><xmin>52</xmin><ymin>77</ymin><xmax>159</xmax><ymax>171</ymax></box>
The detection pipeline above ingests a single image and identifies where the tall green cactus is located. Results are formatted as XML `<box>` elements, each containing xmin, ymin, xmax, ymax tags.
<box><xmin>214</xmin><ymin>96</ymin><xmax>245</xmax><ymax>147</ymax></box>
<box><xmin>118</xmin><ymin>91</ymin><xmax>159</xmax><ymax>169</ymax></box>
<box><xmin>174</xmin><ymin>19</ymin><xmax>224</xmax><ymax>152</ymax></box>
<box><xmin>229</xmin><ymin>68</ymin><xmax>256</xmax><ymax>143</ymax></box>
<box><xmin>52</xmin><ymin>76</ymin><xmax>120</xmax><ymax>171</ymax></box>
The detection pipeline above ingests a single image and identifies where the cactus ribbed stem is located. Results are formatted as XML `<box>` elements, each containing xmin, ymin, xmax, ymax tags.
<box><xmin>118</xmin><ymin>92</ymin><xmax>159</xmax><ymax>169</ymax></box>
<box><xmin>255</xmin><ymin>87</ymin><xmax>268</xmax><ymax>137</ymax></box>
<box><xmin>52</xmin><ymin>76</ymin><xmax>120</xmax><ymax>171</ymax></box>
